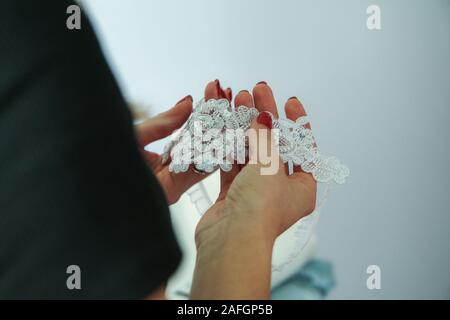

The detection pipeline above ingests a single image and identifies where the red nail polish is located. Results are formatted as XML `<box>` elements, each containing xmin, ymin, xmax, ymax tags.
<box><xmin>226</xmin><ymin>88</ymin><xmax>233</xmax><ymax>101</ymax></box>
<box><xmin>214</xmin><ymin>79</ymin><xmax>221</xmax><ymax>91</ymax></box>
<box><xmin>215</xmin><ymin>80</ymin><xmax>227</xmax><ymax>99</ymax></box>
<box><xmin>257</xmin><ymin>81</ymin><xmax>267</xmax><ymax>85</ymax></box>
<box><xmin>256</xmin><ymin>111</ymin><xmax>273</xmax><ymax>129</ymax></box>
<box><xmin>177</xmin><ymin>95</ymin><xmax>192</xmax><ymax>104</ymax></box>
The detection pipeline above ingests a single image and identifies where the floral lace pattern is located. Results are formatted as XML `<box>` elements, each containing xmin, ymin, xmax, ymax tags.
<box><xmin>274</xmin><ymin>117</ymin><xmax>349</xmax><ymax>184</ymax></box>
<box><xmin>163</xmin><ymin>98</ymin><xmax>258</xmax><ymax>173</ymax></box>
<box><xmin>163</xmin><ymin>98</ymin><xmax>349</xmax><ymax>184</ymax></box>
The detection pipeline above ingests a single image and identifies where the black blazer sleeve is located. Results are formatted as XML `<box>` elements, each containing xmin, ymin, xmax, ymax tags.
<box><xmin>0</xmin><ymin>0</ymin><xmax>181</xmax><ymax>299</ymax></box>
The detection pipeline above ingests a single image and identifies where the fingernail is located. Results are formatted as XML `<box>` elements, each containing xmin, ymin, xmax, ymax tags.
<box><xmin>257</xmin><ymin>81</ymin><xmax>267</xmax><ymax>85</ymax></box>
<box><xmin>288</xmin><ymin>96</ymin><xmax>298</xmax><ymax>101</ymax></box>
<box><xmin>238</xmin><ymin>90</ymin><xmax>249</xmax><ymax>94</ymax></box>
<box><xmin>256</xmin><ymin>111</ymin><xmax>273</xmax><ymax>129</ymax></box>
<box><xmin>215</xmin><ymin>79</ymin><xmax>227</xmax><ymax>99</ymax></box>
<box><xmin>226</xmin><ymin>88</ymin><xmax>233</xmax><ymax>101</ymax></box>
<box><xmin>177</xmin><ymin>95</ymin><xmax>192</xmax><ymax>104</ymax></box>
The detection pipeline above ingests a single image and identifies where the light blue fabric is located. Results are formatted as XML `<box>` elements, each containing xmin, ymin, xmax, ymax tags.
<box><xmin>271</xmin><ymin>259</ymin><xmax>335</xmax><ymax>300</ymax></box>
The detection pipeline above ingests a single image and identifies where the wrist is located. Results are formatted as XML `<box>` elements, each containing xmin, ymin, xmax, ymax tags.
<box><xmin>192</xmin><ymin>214</ymin><xmax>274</xmax><ymax>299</ymax></box>
<box><xmin>196</xmin><ymin>208</ymin><xmax>276</xmax><ymax>253</ymax></box>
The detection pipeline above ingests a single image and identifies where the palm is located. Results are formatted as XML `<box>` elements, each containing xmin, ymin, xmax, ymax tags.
<box><xmin>194</xmin><ymin>83</ymin><xmax>317</xmax><ymax>244</ymax></box>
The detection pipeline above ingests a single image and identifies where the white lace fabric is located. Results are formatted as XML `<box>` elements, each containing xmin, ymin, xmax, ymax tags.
<box><xmin>163</xmin><ymin>98</ymin><xmax>349</xmax><ymax>184</ymax></box>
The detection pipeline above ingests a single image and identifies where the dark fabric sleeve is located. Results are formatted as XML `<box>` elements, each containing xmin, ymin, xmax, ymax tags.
<box><xmin>0</xmin><ymin>0</ymin><xmax>181</xmax><ymax>299</ymax></box>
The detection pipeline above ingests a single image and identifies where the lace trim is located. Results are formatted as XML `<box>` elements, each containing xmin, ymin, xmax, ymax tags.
<box><xmin>163</xmin><ymin>99</ymin><xmax>349</xmax><ymax>184</ymax></box>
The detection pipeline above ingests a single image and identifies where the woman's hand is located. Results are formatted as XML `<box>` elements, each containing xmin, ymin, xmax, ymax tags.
<box><xmin>191</xmin><ymin>82</ymin><xmax>317</xmax><ymax>299</ymax></box>
<box><xmin>135</xmin><ymin>80</ymin><xmax>232</xmax><ymax>205</ymax></box>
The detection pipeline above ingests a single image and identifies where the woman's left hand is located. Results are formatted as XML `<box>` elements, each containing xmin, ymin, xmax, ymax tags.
<box><xmin>135</xmin><ymin>80</ymin><xmax>231</xmax><ymax>205</ymax></box>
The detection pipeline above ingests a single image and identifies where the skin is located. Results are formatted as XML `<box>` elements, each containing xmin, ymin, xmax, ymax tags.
<box><xmin>137</xmin><ymin>80</ymin><xmax>317</xmax><ymax>299</ymax></box>
<box><xmin>135</xmin><ymin>80</ymin><xmax>231</xmax><ymax>205</ymax></box>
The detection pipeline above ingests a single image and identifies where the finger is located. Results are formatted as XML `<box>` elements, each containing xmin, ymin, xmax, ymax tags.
<box><xmin>251</xmin><ymin>84</ymin><xmax>282</xmax><ymax>176</ymax></box>
<box><xmin>247</xmin><ymin>112</ymin><xmax>284</xmax><ymax>178</ymax></box>
<box><xmin>235</xmin><ymin>90</ymin><xmax>254</xmax><ymax>108</ymax></box>
<box><xmin>285</xmin><ymin>96</ymin><xmax>306</xmax><ymax>174</ymax></box>
<box><xmin>205</xmin><ymin>79</ymin><xmax>227</xmax><ymax>101</ymax></box>
<box><xmin>234</xmin><ymin>90</ymin><xmax>254</xmax><ymax>167</ymax></box>
<box><xmin>252</xmin><ymin>81</ymin><xmax>279</xmax><ymax>118</ymax></box>
<box><xmin>284</xmin><ymin>101</ymin><xmax>315</xmax><ymax>215</ymax></box>
<box><xmin>218</xmin><ymin>90</ymin><xmax>254</xmax><ymax>200</ymax></box>
<box><xmin>285</xmin><ymin>96</ymin><xmax>311</xmax><ymax>129</ymax></box>
<box><xmin>136</xmin><ymin>95</ymin><xmax>193</xmax><ymax>146</ymax></box>
<box><xmin>284</xmin><ymin>97</ymin><xmax>317</xmax><ymax>197</ymax></box>
<box><xmin>285</xmin><ymin>97</ymin><xmax>317</xmax><ymax>176</ymax></box>
<box><xmin>233</xmin><ymin>90</ymin><xmax>254</xmax><ymax>168</ymax></box>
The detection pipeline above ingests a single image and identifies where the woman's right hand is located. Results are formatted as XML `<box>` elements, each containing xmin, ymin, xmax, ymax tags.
<box><xmin>191</xmin><ymin>82</ymin><xmax>317</xmax><ymax>299</ymax></box>
<box><xmin>196</xmin><ymin>82</ymin><xmax>317</xmax><ymax>247</ymax></box>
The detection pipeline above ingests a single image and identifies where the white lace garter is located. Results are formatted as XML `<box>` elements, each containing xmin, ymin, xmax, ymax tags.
<box><xmin>163</xmin><ymin>98</ymin><xmax>349</xmax><ymax>184</ymax></box>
